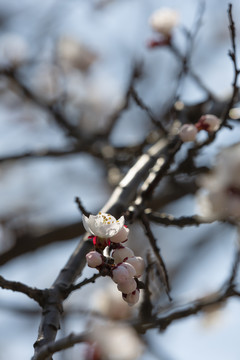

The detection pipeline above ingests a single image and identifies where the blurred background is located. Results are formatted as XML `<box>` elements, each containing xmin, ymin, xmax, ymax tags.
<box><xmin>1</xmin><ymin>0</ymin><xmax>240</xmax><ymax>359</ymax></box>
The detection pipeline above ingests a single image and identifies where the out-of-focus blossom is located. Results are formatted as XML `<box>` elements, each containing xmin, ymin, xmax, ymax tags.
<box><xmin>57</xmin><ymin>36</ymin><xmax>97</xmax><ymax>71</ymax></box>
<box><xmin>88</xmin><ymin>322</ymin><xmax>144</xmax><ymax>360</ymax></box>
<box><xmin>93</xmin><ymin>284</ymin><xmax>132</xmax><ymax>320</ymax></box>
<box><xmin>196</xmin><ymin>114</ymin><xmax>221</xmax><ymax>132</ymax></box>
<box><xmin>31</xmin><ymin>64</ymin><xmax>61</xmax><ymax>102</ymax></box>
<box><xmin>86</xmin><ymin>251</ymin><xmax>103</xmax><ymax>268</ymax></box>
<box><xmin>0</xmin><ymin>34</ymin><xmax>28</xmax><ymax>67</ymax></box>
<box><xmin>82</xmin><ymin>212</ymin><xmax>124</xmax><ymax>238</ymax></box>
<box><xmin>179</xmin><ymin>124</ymin><xmax>198</xmax><ymax>142</ymax></box>
<box><xmin>149</xmin><ymin>8</ymin><xmax>179</xmax><ymax>37</ymax></box>
<box><xmin>197</xmin><ymin>143</ymin><xmax>240</xmax><ymax>220</ymax></box>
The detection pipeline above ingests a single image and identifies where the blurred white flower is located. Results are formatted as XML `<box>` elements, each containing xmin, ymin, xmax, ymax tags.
<box><xmin>57</xmin><ymin>36</ymin><xmax>97</xmax><ymax>71</ymax></box>
<box><xmin>0</xmin><ymin>33</ymin><xmax>28</xmax><ymax>67</ymax></box>
<box><xmin>197</xmin><ymin>143</ymin><xmax>240</xmax><ymax>220</ymax></box>
<box><xmin>196</xmin><ymin>114</ymin><xmax>221</xmax><ymax>132</ymax></box>
<box><xmin>179</xmin><ymin>124</ymin><xmax>198</xmax><ymax>142</ymax></box>
<box><xmin>31</xmin><ymin>64</ymin><xmax>61</xmax><ymax>102</ymax></box>
<box><xmin>149</xmin><ymin>8</ymin><xmax>179</xmax><ymax>37</ymax></box>
<box><xmin>82</xmin><ymin>212</ymin><xmax>124</xmax><ymax>238</ymax></box>
<box><xmin>93</xmin><ymin>283</ymin><xmax>133</xmax><ymax>320</ymax></box>
<box><xmin>89</xmin><ymin>322</ymin><xmax>144</xmax><ymax>360</ymax></box>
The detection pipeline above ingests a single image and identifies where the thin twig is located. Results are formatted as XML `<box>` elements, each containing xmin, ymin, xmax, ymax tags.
<box><xmin>145</xmin><ymin>210</ymin><xmax>219</xmax><ymax>227</ymax></box>
<box><xmin>75</xmin><ymin>197</ymin><xmax>91</xmax><ymax>217</ymax></box>
<box><xmin>141</xmin><ymin>213</ymin><xmax>172</xmax><ymax>301</ymax></box>
<box><xmin>130</xmin><ymin>86</ymin><xmax>168</xmax><ymax>135</ymax></box>
<box><xmin>68</xmin><ymin>273</ymin><xmax>101</xmax><ymax>293</ymax></box>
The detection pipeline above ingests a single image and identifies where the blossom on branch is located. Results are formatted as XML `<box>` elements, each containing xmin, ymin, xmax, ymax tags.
<box><xmin>86</xmin><ymin>251</ymin><xmax>103</xmax><ymax>268</ymax></box>
<box><xmin>197</xmin><ymin>144</ymin><xmax>240</xmax><ymax>220</ymax></box>
<box><xmin>179</xmin><ymin>124</ymin><xmax>198</xmax><ymax>142</ymax></box>
<box><xmin>196</xmin><ymin>114</ymin><xmax>221</xmax><ymax>132</ymax></box>
<box><xmin>149</xmin><ymin>8</ymin><xmax>179</xmax><ymax>37</ymax></box>
<box><xmin>83</xmin><ymin>212</ymin><xmax>144</xmax><ymax>306</ymax></box>
<box><xmin>82</xmin><ymin>212</ymin><xmax>124</xmax><ymax>238</ymax></box>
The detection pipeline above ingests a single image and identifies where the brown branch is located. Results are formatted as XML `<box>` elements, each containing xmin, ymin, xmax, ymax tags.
<box><xmin>0</xmin><ymin>275</ymin><xmax>44</xmax><ymax>306</ymax></box>
<box><xmin>0</xmin><ymin>148</ymin><xmax>82</xmax><ymax>164</ymax></box>
<box><xmin>68</xmin><ymin>273</ymin><xmax>101</xmax><ymax>293</ymax></box>
<box><xmin>33</xmin><ymin>137</ymin><xmax>180</xmax><ymax>359</ymax></box>
<box><xmin>75</xmin><ymin>197</ymin><xmax>91</xmax><ymax>217</ymax></box>
<box><xmin>139</xmin><ymin>253</ymin><xmax>154</xmax><ymax>322</ymax></box>
<box><xmin>141</xmin><ymin>213</ymin><xmax>172</xmax><ymax>301</ymax></box>
<box><xmin>0</xmin><ymin>67</ymin><xmax>82</xmax><ymax>141</ymax></box>
<box><xmin>135</xmin><ymin>285</ymin><xmax>240</xmax><ymax>333</ymax></box>
<box><xmin>134</xmin><ymin>238</ymin><xmax>240</xmax><ymax>333</ymax></box>
<box><xmin>105</xmin><ymin>62</ymin><xmax>142</xmax><ymax>136</ymax></box>
<box><xmin>34</xmin><ymin>332</ymin><xmax>88</xmax><ymax>360</ymax></box>
<box><xmin>0</xmin><ymin>221</ymin><xmax>85</xmax><ymax>266</ymax></box>
<box><xmin>130</xmin><ymin>86</ymin><xmax>168</xmax><ymax>135</ymax></box>
<box><xmin>145</xmin><ymin>210</ymin><xmax>219</xmax><ymax>227</ymax></box>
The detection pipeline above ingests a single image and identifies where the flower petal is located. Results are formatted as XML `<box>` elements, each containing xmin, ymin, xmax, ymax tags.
<box><xmin>82</xmin><ymin>214</ymin><xmax>93</xmax><ymax>234</ymax></box>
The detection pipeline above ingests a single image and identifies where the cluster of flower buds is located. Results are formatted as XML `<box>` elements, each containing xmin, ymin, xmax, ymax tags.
<box><xmin>83</xmin><ymin>212</ymin><xmax>144</xmax><ymax>306</ymax></box>
<box><xmin>179</xmin><ymin>114</ymin><xmax>221</xmax><ymax>142</ymax></box>
<box><xmin>148</xmin><ymin>8</ymin><xmax>179</xmax><ymax>48</ymax></box>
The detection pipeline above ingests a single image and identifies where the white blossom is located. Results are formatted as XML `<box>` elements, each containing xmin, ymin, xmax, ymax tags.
<box><xmin>179</xmin><ymin>124</ymin><xmax>198</xmax><ymax>142</ymax></box>
<box><xmin>89</xmin><ymin>322</ymin><xmax>144</xmax><ymax>360</ymax></box>
<box><xmin>110</xmin><ymin>226</ymin><xmax>129</xmax><ymax>243</ymax></box>
<box><xmin>0</xmin><ymin>33</ymin><xmax>28</xmax><ymax>67</ymax></box>
<box><xmin>197</xmin><ymin>143</ymin><xmax>240</xmax><ymax>220</ymax></box>
<box><xmin>149</xmin><ymin>8</ymin><xmax>179</xmax><ymax>37</ymax></box>
<box><xmin>57</xmin><ymin>36</ymin><xmax>97</xmax><ymax>71</ymax></box>
<box><xmin>82</xmin><ymin>212</ymin><xmax>124</xmax><ymax>238</ymax></box>
<box><xmin>198</xmin><ymin>114</ymin><xmax>221</xmax><ymax>132</ymax></box>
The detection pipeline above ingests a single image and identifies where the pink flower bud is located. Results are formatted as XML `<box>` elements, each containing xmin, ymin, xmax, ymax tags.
<box><xmin>179</xmin><ymin>124</ymin><xmax>198</xmax><ymax>142</ymax></box>
<box><xmin>110</xmin><ymin>226</ymin><xmax>129</xmax><ymax>243</ymax></box>
<box><xmin>198</xmin><ymin>114</ymin><xmax>221</xmax><ymax>132</ymax></box>
<box><xmin>125</xmin><ymin>256</ymin><xmax>145</xmax><ymax>277</ymax></box>
<box><xmin>86</xmin><ymin>251</ymin><xmax>102</xmax><ymax>268</ymax></box>
<box><xmin>112</xmin><ymin>265</ymin><xmax>132</xmax><ymax>284</ymax></box>
<box><xmin>112</xmin><ymin>247</ymin><xmax>134</xmax><ymax>264</ymax></box>
<box><xmin>117</xmin><ymin>278</ymin><xmax>137</xmax><ymax>294</ymax></box>
<box><xmin>122</xmin><ymin>262</ymin><xmax>136</xmax><ymax>277</ymax></box>
<box><xmin>122</xmin><ymin>289</ymin><xmax>140</xmax><ymax>306</ymax></box>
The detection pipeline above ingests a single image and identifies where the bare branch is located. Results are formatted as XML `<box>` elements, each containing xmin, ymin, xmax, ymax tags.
<box><xmin>145</xmin><ymin>210</ymin><xmax>219</xmax><ymax>227</ymax></box>
<box><xmin>141</xmin><ymin>213</ymin><xmax>172</xmax><ymax>301</ymax></box>
<box><xmin>34</xmin><ymin>332</ymin><xmax>88</xmax><ymax>360</ymax></box>
<box><xmin>0</xmin><ymin>275</ymin><xmax>44</xmax><ymax>306</ymax></box>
